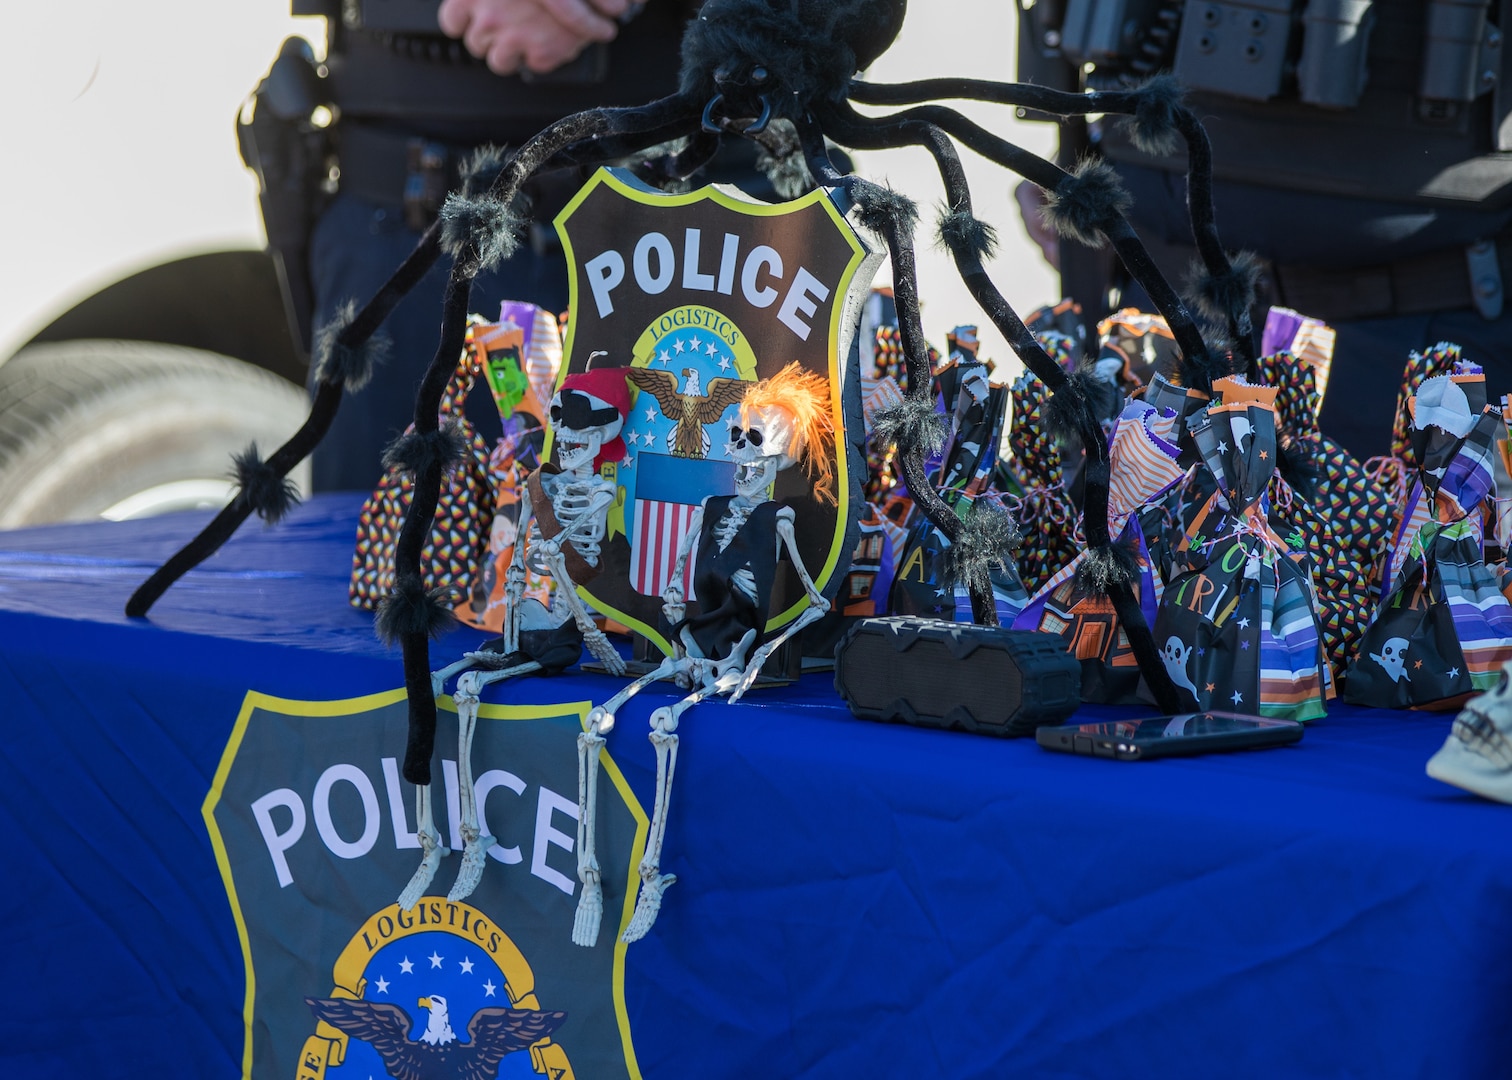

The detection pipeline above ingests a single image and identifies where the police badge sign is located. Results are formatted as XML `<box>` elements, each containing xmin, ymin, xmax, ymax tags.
<box><xmin>550</xmin><ymin>169</ymin><xmax>879</xmax><ymax>653</ymax></box>
<box><xmin>205</xmin><ymin>690</ymin><xmax>648</xmax><ymax>1079</ymax></box>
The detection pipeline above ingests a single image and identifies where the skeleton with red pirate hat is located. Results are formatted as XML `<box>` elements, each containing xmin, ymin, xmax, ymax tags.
<box><xmin>401</xmin><ymin>356</ymin><xmax>632</xmax><ymax>911</ymax></box>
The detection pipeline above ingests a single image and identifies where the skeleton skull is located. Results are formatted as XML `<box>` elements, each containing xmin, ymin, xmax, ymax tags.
<box><xmin>729</xmin><ymin>405</ymin><xmax>799</xmax><ymax>500</ymax></box>
<box><xmin>1427</xmin><ymin>659</ymin><xmax>1512</xmax><ymax>802</ymax></box>
<box><xmin>550</xmin><ymin>388</ymin><xmax>624</xmax><ymax>474</ymax></box>
<box><xmin>1370</xmin><ymin>636</ymin><xmax>1411</xmax><ymax>684</ymax></box>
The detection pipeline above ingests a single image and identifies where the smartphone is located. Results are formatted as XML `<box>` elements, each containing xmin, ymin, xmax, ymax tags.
<box><xmin>1035</xmin><ymin>711</ymin><xmax>1304</xmax><ymax>761</ymax></box>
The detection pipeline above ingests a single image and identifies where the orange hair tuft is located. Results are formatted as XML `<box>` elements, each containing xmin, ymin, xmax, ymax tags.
<box><xmin>740</xmin><ymin>362</ymin><xmax>837</xmax><ymax>506</ymax></box>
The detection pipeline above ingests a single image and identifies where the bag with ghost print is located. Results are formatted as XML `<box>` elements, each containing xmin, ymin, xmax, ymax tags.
<box><xmin>1344</xmin><ymin>365</ymin><xmax>1512</xmax><ymax>708</ymax></box>
<box><xmin>1148</xmin><ymin>377</ymin><xmax>1328</xmax><ymax>722</ymax></box>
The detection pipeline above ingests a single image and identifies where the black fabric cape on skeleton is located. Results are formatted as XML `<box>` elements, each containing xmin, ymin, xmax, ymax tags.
<box><xmin>675</xmin><ymin>495</ymin><xmax>784</xmax><ymax>659</ymax></box>
<box><xmin>127</xmin><ymin>0</ymin><xmax>1261</xmax><ymax>781</ymax></box>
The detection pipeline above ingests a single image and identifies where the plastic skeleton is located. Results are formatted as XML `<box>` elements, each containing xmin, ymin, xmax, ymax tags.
<box><xmin>133</xmin><ymin>0</ymin><xmax>1264</xmax><ymax>778</ymax></box>
<box><xmin>1429</xmin><ymin>659</ymin><xmax>1512</xmax><ymax>803</ymax></box>
<box><xmin>571</xmin><ymin>364</ymin><xmax>836</xmax><ymax>947</ymax></box>
<box><xmin>398</xmin><ymin>368</ymin><xmax>632</xmax><ymax>911</ymax></box>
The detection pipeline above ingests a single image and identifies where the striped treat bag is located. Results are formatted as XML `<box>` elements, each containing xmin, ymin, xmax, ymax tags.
<box><xmin>1345</xmin><ymin>365</ymin><xmax>1512</xmax><ymax>708</ymax></box>
<box><xmin>1150</xmin><ymin>377</ymin><xmax>1328</xmax><ymax>721</ymax></box>
<box><xmin>1254</xmin><ymin>347</ymin><xmax>1393</xmax><ymax>680</ymax></box>
<box><xmin>1014</xmin><ymin>400</ymin><xmax>1184</xmax><ymax>703</ymax></box>
<box><xmin>1137</xmin><ymin>373</ymin><xmax>1211</xmax><ymax>588</ymax></box>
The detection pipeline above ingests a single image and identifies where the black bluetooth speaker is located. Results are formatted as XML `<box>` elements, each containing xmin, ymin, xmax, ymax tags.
<box><xmin>834</xmin><ymin>616</ymin><xmax>1082</xmax><ymax>737</ymax></box>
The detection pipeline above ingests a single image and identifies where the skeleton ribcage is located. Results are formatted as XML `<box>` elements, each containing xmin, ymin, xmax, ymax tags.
<box><xmin>526</xmin><ymin>480</ymin><xmax>605</xmax><ymax>575</ymax></box>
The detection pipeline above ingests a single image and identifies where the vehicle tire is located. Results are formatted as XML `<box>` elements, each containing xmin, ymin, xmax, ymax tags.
<box><xmin>0</xmin><ymin>339</ymin><xmax>311</xmax><ymax>528</ymax></box>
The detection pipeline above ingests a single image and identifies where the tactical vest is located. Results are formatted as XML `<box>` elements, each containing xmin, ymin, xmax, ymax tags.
<box><xmin>1025</xmin><ymin>0</ymin><xmax>1512</xmax><ymax>208</ymax></box>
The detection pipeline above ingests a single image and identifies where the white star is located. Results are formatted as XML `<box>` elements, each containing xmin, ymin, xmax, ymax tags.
<box><xmin>935</xmin><ymin>587</ymin><xmax>948</xmax><ymax>597</ymax></box>
<box><xmin>705</xmin><ymin>341</ymin><xmax>719</xmax><ymax>357</ymax></box>
<box><xmin>1231</xmin><ymin>690</ymin><xmax>1244</xmax><ymax>705</ymax></box>
<box><xmin>483</xmin><ymin>979</ymin><xmax>498</xmax><ymax>998</ymax></box>
<box><xmin>1217</xmin><ymin>440</ymin><xmax>1229</xmax><ymax>453</ymax></box>
<box><xmin>428</xmin><ymin>951</ymin><xmax>444</xmax><ymax>969</ymax></box>
<box><xmin>645</xmin><ymin>405</ymin><xmax>657</xmax><ymax>421</ymax></box>
<box><xmin>398</xmin><ymin>957</ymin><xmax>414</xmax><ymax>974</ymax></box>
<box><xmin>718</xmin><ymin>357</ymin><xmax>732</xmax><ymax>372</ymax></box>
<box><xmin>1236</xmin><ymin>617</ymin><xmax>1250</xmax><ymax>629</ymax></box>
<box><xmin>1448</xmin><ymin>667</ymin><xmax>1461</xmax><ymax>678</ymax></box>
<box><xmin>373</xmin><ymin>976</ymin><xmax>390</xmax><ymax>994</ymax></box>
<box><xmin>657</xmin><ymin>349</ymin><xmax>671</xmax><ymax>366</ymax></box>
<box><xmin>673</xmin><ymin>338</ymin><xmax>686</xmax><ymax>354</ymax></box>
<box><xmin>459</xmin><ymin>958</ymin><xmax>475</xmax><ymax>974</ymax></box>
<box><xmin>621</xmin><ymin>456</ymin><xmax>633</xmax><ymax>469</ymax></box>
<box><xmin>722</xmin><ymin>441</ymin><xmax>737</xmax><ymax>458</ymax></box>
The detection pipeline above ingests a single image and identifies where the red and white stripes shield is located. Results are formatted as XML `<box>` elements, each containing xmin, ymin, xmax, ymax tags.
<box><xmin>632</xmin><ymin>497</ymin><xmax>699</xmax><ymax>600</ymax></box>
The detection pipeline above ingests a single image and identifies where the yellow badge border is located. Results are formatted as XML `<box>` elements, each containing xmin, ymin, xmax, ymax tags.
<box><xmin>203</xmin><ymin>688</ymin><xmax>649</xmax><ymax>1080</ymax></box>
<box><xmin>550</xmin><ymin>167</ymin><xmax>871</xmax><ymax>652</ymax></box>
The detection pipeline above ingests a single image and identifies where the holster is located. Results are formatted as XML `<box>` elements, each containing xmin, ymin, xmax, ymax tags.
<box><xmin>239</xmin><ymin>37</ymin><xmax>334</xmax><ymax>355</ymax></box>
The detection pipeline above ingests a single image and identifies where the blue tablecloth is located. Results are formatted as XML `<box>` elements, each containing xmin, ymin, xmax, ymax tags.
<box><xmin>1</xmin><ymin>495</ymin><xmax>1510</xmax><ymax>1078</ymax></box>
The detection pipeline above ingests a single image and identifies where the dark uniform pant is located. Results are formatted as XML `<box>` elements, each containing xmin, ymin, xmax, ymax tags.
<box><xmin>307</xmin><ymin>192</ymin><xmax>570</xmax><ymax>492</ymax></box>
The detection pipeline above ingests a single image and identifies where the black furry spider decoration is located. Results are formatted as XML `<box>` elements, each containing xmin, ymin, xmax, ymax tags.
<box><xmin>128</xmin><ymin>0</ymin><xmax>1260</xmax><ymax>786</ymax></box>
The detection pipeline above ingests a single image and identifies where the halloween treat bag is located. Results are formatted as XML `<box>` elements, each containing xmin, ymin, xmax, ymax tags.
<box><xmin>1344</xmin><ymin>365</ymin><xmax>1512</xmax><ymax>707</ymax></box>
<box><xmin>1150</xmin><ymin>377</ymin><xmax>1328</xmax><ymax>721</ymax></box>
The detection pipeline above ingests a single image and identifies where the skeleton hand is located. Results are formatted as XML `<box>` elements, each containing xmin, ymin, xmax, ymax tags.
<box><xmin>583</xmin><ymin>626</ymin><xmax>627</xmax><ymax>676</ymax></box>
<box><xmin>661</xmin><ymin>585</ymin><xmax>685</xmax><ymax>625</ymax></box>
<box><xmin>728</xmin><ymin>644</ymin><xmax>774</xmax><ymax>703</ymax></box>
<box><xmin>535</xmin><ymin>537</ymin><xmax>562</xmax><ymax>560</ymax></box>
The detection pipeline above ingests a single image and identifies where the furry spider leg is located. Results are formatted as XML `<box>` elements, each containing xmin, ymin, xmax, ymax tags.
<box><xmin>815</xmin><ymin>105</ymin><xmax>1182</xmax><ymax>711</ymax></box>
<box><xmin>379</xmin><ymin>92</ymin><xmax>706</xmax><ymax>788</ymax></box>
<box><xmin>792</xmin><ymin>120</ymin><xmax>1002</xmax><ymax>623</ymax></box>
<box><xmin>640</xmin><ymin>130</ymin><xmax>725</xmax><ymax>186</ymax></box>
<box><xmin>541</xmin><ymin>118</ymin><xmax>707</xmax><ymax>175</ymax></box>
<box><xmin>123</xmin><ymin>229</ymin><xmax>437</xmax><ymax>618</ymax></box>
<box><xmin>125</xmin><ymin>94</ymin><xmax>699</xmax><ymax>621</ymax></box>
<box><xmin>823</xmin><ymin>101</ymin><xmax>1219</xmax><ymax>390</ymax></box>
<box><xmin>848</xmin><ymin>76</ymin><xmax>1258</xmax><ymax>369</ymax></box>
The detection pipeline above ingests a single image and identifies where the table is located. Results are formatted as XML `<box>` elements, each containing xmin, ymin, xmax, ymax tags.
<box><xmin>1</xmin><ymin>495</ymin><xmax>1509</xmax><ymax>1078</ymax></box>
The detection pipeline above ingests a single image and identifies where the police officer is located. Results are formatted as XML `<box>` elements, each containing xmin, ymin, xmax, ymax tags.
<box><xmin>264</xmin><ymin>0</ymin><xmax>702</xmax><ymax>491</ymax></box>
<box><xmin>1018</xmin><ymin>0</ymin><xmax>1512</xmax><ymax>458</ymax></box>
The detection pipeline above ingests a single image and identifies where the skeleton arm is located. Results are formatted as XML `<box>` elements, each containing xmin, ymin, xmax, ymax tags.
<box><xmin>534</xmin><ymin>482</ymin><xmax>625</xmax><ymax>675</ymax></box>
<box><xmin>660</xmin><ymin>502</ymin><xmax>704</xmax><ymax>657</ymax></box>
<box><xmin>504</xmin><ymin>479</ymin><xmax>535</xmax><ymax>655</ymax></box>
<box><xmin>728</xmin><ymin>507</ymin><xmax>831</xmax><ymax>702</ymax></box>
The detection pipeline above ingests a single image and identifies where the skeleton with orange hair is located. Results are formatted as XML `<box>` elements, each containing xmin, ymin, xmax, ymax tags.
<box><xmin>571</xmin><ymin>362</ymin><xmax>837</xmax><ymax>948</ymax></box>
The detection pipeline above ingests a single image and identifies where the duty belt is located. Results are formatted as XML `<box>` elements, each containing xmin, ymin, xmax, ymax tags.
<box><xmin>1271</xmin><ymin>235</ymin><xmax>1512</xmax><ymax>323</ymax></box>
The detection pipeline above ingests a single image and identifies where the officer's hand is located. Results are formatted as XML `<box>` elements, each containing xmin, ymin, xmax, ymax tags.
<box><xmin>438</xmin><ymin>0</ymin><xmax>634</xmax><ymax>77</ymax></box>
<box><xmin>1015</xmin><ymin>180</ymin><xmax>1060</xmax><ymax>271</ymax></box>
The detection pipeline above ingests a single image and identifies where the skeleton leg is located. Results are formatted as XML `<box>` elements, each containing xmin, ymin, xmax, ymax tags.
<box><xmin>621</xmin><ymin>668</ymin><xmax>743</xmax><ymax>944</ymax></box>
<box><xmin>431</xmin><ymin>655</ymin><xmax>478</xmax><ymax>702</ymax></box>
<box><xmin>569</xmin><ymin>656</ymin><xmax>685</xmax><ymax>945</ymax></box>
<box><xmin>447</xmin><ymin>662</ymin><xmax>542</xmax><ymax>903</ymax></box>
<box><xmin>571</xmin><ymin>708</ymin><xmax>611</xmax><ymax>947</ymax></box>
<box><xmin>586</xmin><ymin>657</ymin><xmax>684</xmax><ymax>733</ymax></box>
<box><xmin>398</xmin><ymin>782</ymin><xmax>446</xmax><ymax>911</ymax></box>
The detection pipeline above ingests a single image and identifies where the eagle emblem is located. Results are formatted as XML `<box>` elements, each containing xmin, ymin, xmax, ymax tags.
<box><xmin>306</xmin><ymin>994</ymin><xmax>565</xmax><ymax>1080</ymax></box>
<box><xmin>626</xmin><ymin>366</ymin><xmax>748</xmax><ymax>458</ymax></box>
